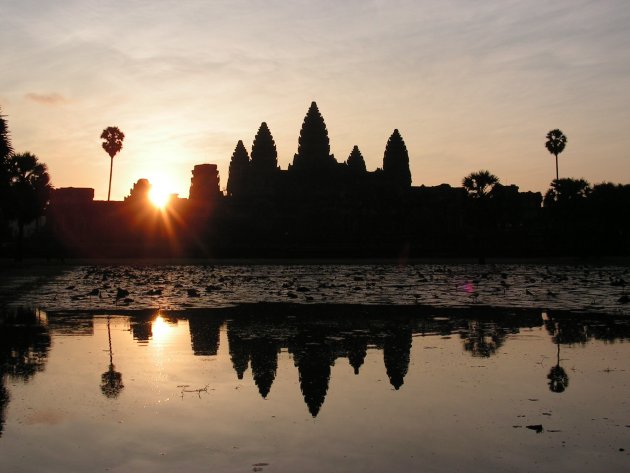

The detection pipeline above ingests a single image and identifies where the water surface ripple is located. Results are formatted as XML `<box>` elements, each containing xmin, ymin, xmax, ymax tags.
<box><xmin>11</xmin><ymin>263</ymin><xmax>629</xmax><ymax>314</ymax></box>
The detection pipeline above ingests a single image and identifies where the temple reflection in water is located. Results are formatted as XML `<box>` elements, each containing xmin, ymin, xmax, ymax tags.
<box><xmin>19</xmin><ymin>305</ymin><xmax>627</xmax><ymax>419</ymax></box>
<box><xmin>2</xmin><ymin>304</ymin><xmax>630</xmax><ymax>432</ymax></box>
<box><xmin>3</xmin><ymin>300</ymin><xmax>630</xmax><ymax>473</ymax></box>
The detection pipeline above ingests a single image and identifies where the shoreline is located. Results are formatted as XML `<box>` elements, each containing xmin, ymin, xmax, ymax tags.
<box><xmin>5</xmin><ymin>301</ymin><xmax>628</xmax><ymax>320</ymax></box>
<box><xmin>3</xmin><ymin>255</ymin><xmax>630</xmax><ymax>267</ymax></box>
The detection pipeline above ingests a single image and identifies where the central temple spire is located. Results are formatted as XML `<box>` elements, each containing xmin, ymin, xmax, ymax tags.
<box><xmin>292</xmin><ymin>101</ymin><xmax>336</xmax><ymax>174</ymax></box>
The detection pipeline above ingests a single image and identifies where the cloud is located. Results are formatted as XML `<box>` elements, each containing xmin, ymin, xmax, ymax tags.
<box><xmin>25</xmin><ymin>92</ymin><xmax>71</xmax><ymax>106</ymax></box>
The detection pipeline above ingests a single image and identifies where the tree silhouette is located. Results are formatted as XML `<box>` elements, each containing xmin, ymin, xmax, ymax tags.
<box><xmin>101</xmin><ymin>317</ymin><xmax>124</xmax><ymax>398</ymax></box>
<box><xmin>346</xmin><ymin>145</ymin><xmax>367</xmax><ymax>174</ymax></box>
<box><xmin>0</xmin><ymin>308</ymin><xmax>51</xmax><ymax>381</ymax></box>
<box><xmin>543</xmin><ymin>178</ymin><xmax>591</xmax><ymax>208</ymax></box>
<box><xmin>382</xmin><ymin>129</ymin><xmax>411</xmax><ymax>188</ymax></box>
<box><xmin>462</xmin><ymin>170</ymin><xmax>499</xmax><ymax>198</ymax></box>
<box><xmin>4</xmin><ymin>152</ymin><xmax>52</xmax><ymax>259</ymax></box>
<box><xmin>460</xmin><ymin>320</ymin><xmax>507</xmax><ymax>357</ymax></box>
<box><xmin>0</xmin><ymin>308</ymin><xmax>51</xmax><ymax>436</ymax></box>
<box><xmin>462</xmin><ymin>171</ymin><xmax>500</xmax><ymax>263</ymax></box>
<box><xmin>292</xmin><ymin>101</ymin><xmax>336</xmax><ymax>174</ymax></box>
<box><xmin>227</xmin><ymin>140</ymin><xmax>250</xmax><ymax>197</ymax></box>
<box><xmin>101</xmin><ymin>126</ymin><xmax>125</xmax><ymax>201</ymax></box>
<box><xmin>0</xmin><ymin>108</ymin><xmax>14</xmax><ymax>226</ymax></box>
<box><xmin>545</xmin><ymin>129</ymin><xmax>567</xmax><ymax>181</ymax></box>
<box><xmin>547</xmin><ymin>343</ymin><xmax>569</xmax><ymax>393</ymax></box>
<box><xmin>0</xmin><ymin>107</ymin><xmax>12</xmax><ymax>162</ymax></box>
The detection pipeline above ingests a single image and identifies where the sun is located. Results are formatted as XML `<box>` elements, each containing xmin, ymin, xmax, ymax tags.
<box><xmin>149</xmin><ymin>185</ymin><xmax>171</xmax><ymax>209</ymax></box>
<box><xmin>151</xmin><ymin>314</ymin><xmax>174</xmax><ymax>344</ymax></box>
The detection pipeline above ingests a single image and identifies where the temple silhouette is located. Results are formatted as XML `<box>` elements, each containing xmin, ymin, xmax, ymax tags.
<box><xmin>44</xmin><ymin>101</ymin><xmax>553</xmax><ymax>259</ymax></box>
<box><xmin>39</xmin><ymin>101</ymin><xmax>630</xmax><ymax>259</ymax></box>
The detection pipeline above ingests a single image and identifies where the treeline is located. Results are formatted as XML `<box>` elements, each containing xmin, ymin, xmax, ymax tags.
<box><xmin>0</xmin><ymin>108</ymin><xmax>51</xmax><ymax>259</ymax></box>
<box><xmin>541</xmin><ymin>178</ymin><xmax>630</xmax><ymax>256</ymax></box>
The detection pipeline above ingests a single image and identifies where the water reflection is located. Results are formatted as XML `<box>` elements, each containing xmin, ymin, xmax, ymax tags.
<box><xmin>3</xmin><ymin>305</ymin><xmax>630</xmax><ymax>425</ymax></box>
<box><xmin>382</xmin><ymin>325</ymin><xmax>412</xmax><ymax>390</ymax></box>
<box><xmin>102</xmin><ymin>306</ymin><xmax>630</xmax><ymax>417</ymax></box>
<box><xmin>2</xmin><ymin>304</ymin><xmax>630</xmax><ymax>472</ymax></box>
<box><xmin>188</xmin><ymin>316</ymin><xmax>222</xmax><ymax>356</ymax></box>
<box><xmin>547</xmin><ymin>343</ymin><xmax>569</xmax><ymax>393</ymax></box>
<box><xmin>131</xmin><ymin>314</ymin><xmax>153</xmax><ymax>344</ymax></box>
<box><xmin>0</xmin><ymin>308</ymin><xmax>51</xmax><ymax>436</ymax></box>
<box><xmin>0</xmin><ymin>384</ymin><xmax>7</xmax><ymax>437</ymax></box>
<box><xmin>100</xmin><ymin>317</ymin><xmax>124</xmax><ymax>398</ymax></box>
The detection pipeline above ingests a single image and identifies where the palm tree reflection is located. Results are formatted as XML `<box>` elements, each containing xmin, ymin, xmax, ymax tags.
<box><xmin>101</xmin><ymin>317</ymin><xmax>124</xmax><ymax>398</ymax></box>
<box><xmin>461</xmin><ymin>320</ymin><xmax>507</xmax><ymax>357</ymax></box>
<box><xmin>547</xmin><ymin>342</ymin><xmax>569</xmax><ymax>393</ymax></box>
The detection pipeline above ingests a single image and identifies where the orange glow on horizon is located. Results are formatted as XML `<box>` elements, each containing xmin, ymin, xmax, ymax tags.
<box><xmin>146</xmin><ymin>173</ymin><xmax>177</xmax><ymax>209</ymax></box>
<box><xmin>149</xmin><ymin>186</ymin><xmax>171</xmax><ymax>209</ymax></box>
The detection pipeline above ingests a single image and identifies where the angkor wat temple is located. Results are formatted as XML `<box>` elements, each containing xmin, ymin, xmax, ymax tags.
<box><xmin>45</xmin><ymin>102</ymin><xmax>590</xmax><ymax>259</ymax></box>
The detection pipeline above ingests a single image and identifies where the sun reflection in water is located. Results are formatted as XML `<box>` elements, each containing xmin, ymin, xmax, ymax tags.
<box><xmin>151</xmin><ymin>314</ymin><xmax>174</xmax><ymax>345</ymax></box>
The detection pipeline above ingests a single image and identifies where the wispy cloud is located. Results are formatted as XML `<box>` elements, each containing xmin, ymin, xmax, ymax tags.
<box><xmin>25</xmin><ymin>92</ymin><xmax>71</xmax><ymax>106</ymax></box>
<box><xmin>2</xmin><ymin>0</ymin><xmax>630</xmax><ymax>197</ymax></box>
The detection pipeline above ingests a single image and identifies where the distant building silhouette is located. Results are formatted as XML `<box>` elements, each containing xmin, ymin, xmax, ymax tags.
<box><xmin>382</xmin><ymin>129</ymin><xmax>411</xmax><ymax>189</ymax></box>
<box><xmin>291</xmin><ymin>101</ymin><xmax>337</xmax><ymax>178</ymax></box>
<box><xmin>46</xmin><ymin>100</ymin><xmax>630</xmax><ymax>259</ymax></box>
<box><xmin>189</xmin><ymin>164</ymin><xmax>220</xmax><ymax>204</ymax></box>
<box><xmin>226</xmin><ymin>141</ymin><xmax>249</xmax><ymax>198</ymax></box>
<box><xmin>346</xmin><ymin>145</ymin><xmax>367</xmax><ymax>174</ymax></box>
<box><xmin>125</xmin><ymin>179</ymin><xmax>151</xmax><ymax>203</ymax></box>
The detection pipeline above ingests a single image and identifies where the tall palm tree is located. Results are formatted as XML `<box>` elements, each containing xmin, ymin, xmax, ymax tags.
<box><xmin>101</xmin><ymin>126</ymin><xmax>125</xmax><ymax>201</ymax></box>
<box><xmin>545</xmin><ymin>129</ymin><xmax>567</xmax><ymax>181</ymax></box>
<box><xmin>101</xmin><ymin>317</ymin><xmax>124</xmax><ymax>398</ymax></box>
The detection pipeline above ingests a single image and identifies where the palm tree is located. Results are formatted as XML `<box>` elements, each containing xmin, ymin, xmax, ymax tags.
<box><xmin>0</xmin><ymin>108</ymin><xmax>14</xmax><ymax>224</ymax></box>
<box><xmin>462</xmin><ymin>170</ymin><xmax>500</xmax><ymax>263</ymax></box>
<box><xmin>462</xmin><ymin>170</ymin><xmax>499</xmax><ymax>198</ymax></box>
<box><xmin>545</xmin><ymin>129</ymin><xmax>567</xmax><ymax>181</ymax></box>
<box><xmin>547</xmin><ymin>343</ymin><xmax>569</xmax><ymax>393</ymax></box>
<box><xmin>100</xmin><ymin>126</ymin><xmax>125</xmax><ymax>201</ymax></box>
<box><xmin>100</xmin><ymin>317</ymin><xmax>124</xmax><ymax>398</ymax></box>
<box><xmin>0</xmin><ymin>107</ymin><xmax>12</xmax><ymax>161</ymax></box>
<box><xmin>543</xmin><ymin>177</ymin><xmax>591</xmax><ymax>208</ymax></box>
<box><xmin>5</xmin><ymin>152</ymin><xmax>52</xmax><ymax>259</ymax></box>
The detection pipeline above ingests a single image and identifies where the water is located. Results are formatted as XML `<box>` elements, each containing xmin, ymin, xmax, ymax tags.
<box><xmin>7</xmin><ymin>263</ymin><xmax>630</xmax><ymax>313</ymax></box>
<box><xmin>1</xmin><ymin>264</ymin><xmax>629</xmax><ymax>472</ymax></box>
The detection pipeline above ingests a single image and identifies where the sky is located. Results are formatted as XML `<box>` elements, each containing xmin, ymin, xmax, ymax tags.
<box><xmin>2</xmin><ymin>0</ymin><xmax>630</xmax><ymax>200</ymax></box>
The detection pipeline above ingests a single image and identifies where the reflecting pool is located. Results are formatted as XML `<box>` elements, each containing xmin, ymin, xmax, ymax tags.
<box><xmin>1</xmin><ymin>304</ymin><xmax>629</xmax><ymax>472</ymax></box>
